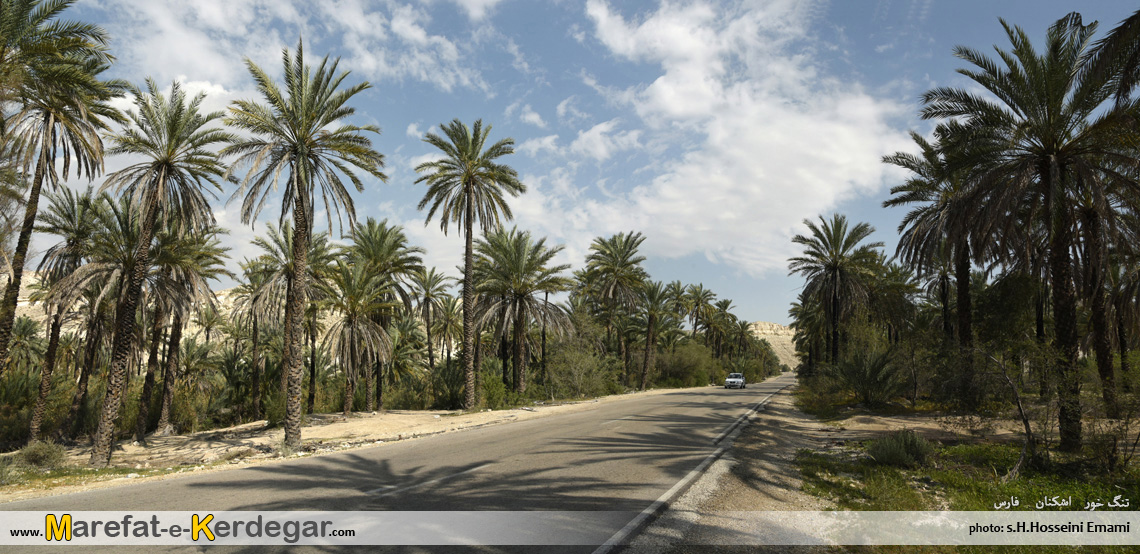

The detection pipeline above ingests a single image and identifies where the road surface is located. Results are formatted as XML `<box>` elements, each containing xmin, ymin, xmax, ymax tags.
<box><xmin>2</xmin><ymin>373</ymin><xmax>793</xmax><ymax>552</ymax></box>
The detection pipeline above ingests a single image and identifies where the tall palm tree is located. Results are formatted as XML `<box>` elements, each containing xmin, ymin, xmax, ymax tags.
<box><xmin>0</xmin><ymin>57</ymin><xmax>121</xmax><ymax>370</ymax></box>
<box><xmin>415</xmin><ymin>118</ymin><xmax>524</xmax><ymax>409</ymax></box>
<box><xmin>474</xmin><ymin>227</ymin><xmax>571</xmax><ymax>394</ymax></box>
<box><xmin>435</xmin><ymin>295</ymin><xmax>462</xmax><ymax>372</ymax></box>
<box><xmin>411</xmin><ymin>267</ymin><xmax>453</xmax><ymax>374</ymax></box>
<box><xmin>584</xmin><ymin>232</ymin><xmax>648</xmax><ymax>375</ymax></box>
<box><xmin>88</xmin><ymin>79</ymin><xmax>231</xmax><ymax>466</ymax></box>
<box><xmin>231</xmin><ymin>257</ymin><xmax>274</xmax><ymax>420</ymax></box>
<box><xmin>350</xmin><ymin>217</ymin><xmax>425</xmax><ymax>312</ymax></box>
<box><xmin>639</xmin><ymin>280</ymin><xmax>668</xmax><ymax>390</ymax></box>
<box><xmin>788</xmin><ymin>214</ymin><xmax>883</xmax><ymax>364</ymax></box>
<box><xmin>921</xmin><ymin>16</ymin><xmax>1140</xmax><ymax>449</ymax></box>
<box><xmin>0</xmin><ymin>0</ymin><xmax>112</xmax><ymax>121</ymax></box>
<box><xmin>685</xmin><ymin>284</ymin><xmax>716</xmax><ymax>341</ymax></box>
<box><xmin>319</xmin><ymin>260</ymin><xmax>392</xmax><ymax>416</ymax></box>
<box><xmin>226</xmin><ymin>39</ymin><xmax>386</xmax><ymax>449</ymax></box>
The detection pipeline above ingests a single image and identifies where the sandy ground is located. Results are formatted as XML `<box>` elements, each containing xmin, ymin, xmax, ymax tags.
<box><xmin>627</xmin><ymin>385</ymin><xmax>1030</xmax><ymax>553</ymax></box>
<box><xmin>0</xmin><ymin>386</ymin><xmax>695</xmax><ymax>504</ymax></box>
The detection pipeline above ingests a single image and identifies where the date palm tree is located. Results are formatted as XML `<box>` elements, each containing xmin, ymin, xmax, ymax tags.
<box><xmin>921</xmin><ymin>16</ymin><xmax>1140</xmax><ymax>449</ymax></box>
<box><xmin>415</xmin><ymin>118</ymin><xmax>524</xmax><ymax>409</ymax></box>
<box><xmin>319</xmin><ymin>260</ymin><xmax>393</xmax><ymax>415</ymax></box>
<box><xmin>88</xmin><ymin>79</ymin><xmax>232</xmax><ymax>466</ymax></box>
<box><xmin>0</xmin><ymin>57</ymin><xmax>122</xmax><ymax>371</ymax></box>
<box><xmin>788</xmin><ymin>214</ymin><xmax>883</xmax><ymax>364</ymax></box>
<box><xmin>474</xmin><ymin>227</ymin><xmax>571</xmax><ymax>393</ymax></box>
<box><xmin>411</xmin><ymin>267</ymin><xmax>453</xmax><ymax>374</ymax></box>
<box><xmin>225</xmin><ymin>39</ymin><xmax>387</xmax><ymax>449</ymax></box>
<box><xmin>639</xmin><ymin>280</ymin><xmax>668</xmax><ymax>390</ymax></box>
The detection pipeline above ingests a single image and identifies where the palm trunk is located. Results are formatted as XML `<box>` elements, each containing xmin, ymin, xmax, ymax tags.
<box><xmin>830</xmin><ymin>292</ymin><xmax>840</xmax><ymax>364</ymax></box>
<box><xmin>640</xmin><ymin>313</ymin><xmax>656</xmax><ymax>391</ymax></box>
<box><xmin>282</xmin><ymin>199</ymin><xmax>310</xmax><ymax>449</ymax></box>
<box><xmin>955</xmin><ymin>239</ymin><xmax>975</xmax><ymax>408</ymax></box>
<box><xmin>500</xmin><ymin>334</ymin><xmax>510</xmax><ymax>386</ymax></box>
<box><xmin>135</xmin><ymin>306</ymin><xmax>167</xmax><ymax>444</ymax></box>
<box><xmin>61</xmin><ymin>307</ymin><xmax>103</xmax><ymax>439</ymax></box>
<box><xmin>1035</xmin><ymin>281</ymin><xmax>1049</xmax><ymax>397</ymax></box>
<box><xmin>513</xmin><ymin>303</ymin><xmax>526</xmax><ymax>394</ymax></box>
<box><xmin>156</xmin><ymin>313</ymin><xmax>183</xmax><ymax>434</ymax></box>
<box><xmin>251</xmin><ymin>313</ymin><xmax>262</xmax><ymax>420</ymax></box>
<box><xmin>541</xmin><ymin>291</ymin><xmax>548</xmax><ymax>386</ymax></box>
<box><xmin>307</xmin><ymin>313</ymin><xmax>317</xmax><ymax>414</ymax></box>
<box><xmin>461</xmin><ymin>184</ymin><xmax>477</xmax><ymax>409</ymax></box>
<box><xmin>0</xmin><ymin>121</ymin><xmax>51</xmax><ymax>371</ymax></box>
<box><xmin>29</xmin><ymin>309</ymin><xmax>63</xmax><ymax>441</ymax></box>
<box><xmin>1045</xmin><ymin>169</ymin><xmax>1081</xmax><ymax>451</ymax></box>
<box><xmin>425</xmin><ymin>309</ymin><xmax>435</xmax><ymax>373</ymax></box>
<box><xmin>1084</xmin><ymin>210</ymin><xmax>1118</xmax><ymax>418</ymax></box>
<box><xmin>344</xmin><ymin>341</ymin><xmax>356</xmax><ymax>416</ymax></box>
<box><xmin>90</xmin><ymin>178</ymin><xmax>163</xmax><ymax>466</ymax></box>
<box><xmin>1118</xmin><ymin>302</ymin><xmax>1131</xmax><ymax>394</ymax></box>
<box><xmin>940</xmin><ymin>275</ymin><xmax>952</xmax><ymax>339</ymax></box>
<box><xmin>364</xmin><ymin>349</ymin><xmax>374</xmax><ymax>412</ymax></box>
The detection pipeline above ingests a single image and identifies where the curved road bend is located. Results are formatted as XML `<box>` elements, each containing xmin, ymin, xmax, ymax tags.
<box><xmin>3</xmin><ymin>372</ymin><xmax>795</xmax><ymax>553</ymax></box>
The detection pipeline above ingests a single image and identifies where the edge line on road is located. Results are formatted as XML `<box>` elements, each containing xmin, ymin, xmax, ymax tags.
<box><xmin>591</xmin><ymin>380</ymin><xmax>790</xmax><ymax>554</ymax></box>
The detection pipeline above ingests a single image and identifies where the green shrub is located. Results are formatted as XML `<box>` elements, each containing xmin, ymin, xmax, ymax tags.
<box><xmin>867</xmin><ymin>430</ymin><xmax>933</xmax><ymax>468</ymax></box>
<box><xmin>656</xmin><ymin>343</ymin><xmax>722</xmax><ymax>388</ymax></box>
<box><xmin>18</xmin><ymin>441</ymin><xmax>66</xmax><ymax>469</ymax></box>
<box><xmin>0</xmin><ymin>457</ymin><xmax>15</xmax><ymax>485</ymax></box>
<box><xmin>547</xmin><ymin>344</ymin><xmax>607</xmax><ymax>399</ymax></box>
<box><xmin>826</xmin><ymin>349</ymin><xmax>905</xmax><ymax>407</ymax></box>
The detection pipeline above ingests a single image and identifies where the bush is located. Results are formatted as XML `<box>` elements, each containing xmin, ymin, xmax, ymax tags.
<box><xmin>826</xmin><ymin>349</ymin><xmax>905</xmax><ymax>408</ymax></box>
<box><xmin>867</xmin><ymin>430</ymin><xmax>933</xmax><ymax>468</ymax></box>
<box><xmin>656</xmin><ymin>343</ymin><xmax>722</xmax><ymax>388</ymax></box>
<box><xmin>0</xmin><ymin>457</ymin><xmax>15</xmax><ymax>485</ymax></box>
<box><xmin>18</xmin><ymin>440</ymin><xmax>67</xmax><ymax>469</ymax></box>
<box><xmin>547</xmin><ymin>344</ymin><xmax>608</xmax><ymax>399</ymax></box>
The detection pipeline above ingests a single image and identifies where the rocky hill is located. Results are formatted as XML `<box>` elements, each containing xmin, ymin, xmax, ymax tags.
<box><xmin>749</xmin><ymin>321</ymin><xmax>797</xmax><ymax>369</ymax></box>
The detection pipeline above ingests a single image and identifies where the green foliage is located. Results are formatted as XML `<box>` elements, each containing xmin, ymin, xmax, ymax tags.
<box><xmin>655</xmin><ymin>342</ymin><xmax>722</xmax><ymax>388</ymax></box>
<box><xmin>18</xmin><ymin>441</ymin><xmax>66</xmax><ymax>468</ymax></box>
<box><xmin>826</xmin><ymin>348</ymin><xmax>905</xmax><ymax>408</ymax></box>
<box><xmin>867</xmin><ymin>430</ymin><xmax>933</xmax><ymax>468</ymax></box>
<box><xmin>546</xmin><ymin>339</ymin><xmax>609</xmax><ymax>399</ymax></box>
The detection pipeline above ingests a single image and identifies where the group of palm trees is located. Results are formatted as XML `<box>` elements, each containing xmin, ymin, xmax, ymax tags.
<box><xmin>790</xmin><ymin>11</ymin><xmax>1140</xmax><ymax>453</ymax></box>
<box><xmin>0</xmin><ymin>0</ymin><xmax>781</xmax><ymax>467</ymax></box>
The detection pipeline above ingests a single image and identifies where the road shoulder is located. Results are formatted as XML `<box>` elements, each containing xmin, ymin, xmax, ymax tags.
<box><xmin>625</xmin><ymin>383</ymin><xmax>835</xmax><ymax>553</ymax></box>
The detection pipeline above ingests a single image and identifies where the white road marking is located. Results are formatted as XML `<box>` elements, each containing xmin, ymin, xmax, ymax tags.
<box><xmin>591</xmin><ymin>382</ymin><xmax>790</xmax><ymax>554</ymax></box>
<box><xmin>367</xmin><ymin>463</ymin><xmax>492</xmax><ymax>497</ymax></box>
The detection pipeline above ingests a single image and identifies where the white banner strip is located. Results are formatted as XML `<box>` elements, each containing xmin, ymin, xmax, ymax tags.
<box><xmin>0</xmin><ymin>511</ymin><xmax>1136</xmax><ymax>546</ymax></box>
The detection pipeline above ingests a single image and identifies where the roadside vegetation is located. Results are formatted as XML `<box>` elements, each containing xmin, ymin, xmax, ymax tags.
<box><xmin>788</xmin><ymin>8</ymin><xmax>1140</xmax><ymax>533</ymax></box>
<box><xmin>0</xmin><ymin>0</ymin><xmax>785</xmax><ymax>468</ymax></box>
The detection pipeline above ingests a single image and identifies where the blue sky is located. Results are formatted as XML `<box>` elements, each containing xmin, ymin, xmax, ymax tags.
<box><xmin>55</xmin><ymin>0</ymin><xmax>1138</xmax><ymax>325</ymax></box>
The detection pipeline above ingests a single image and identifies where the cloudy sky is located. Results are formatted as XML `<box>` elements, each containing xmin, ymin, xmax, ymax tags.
<box><xmin>58</xmin><ymin>0</ymin><xmax>1136</xmax><ymax>324</ymax></box>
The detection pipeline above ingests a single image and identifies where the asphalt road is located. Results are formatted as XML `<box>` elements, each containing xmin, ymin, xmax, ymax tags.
<box><xmin>2</xmin><ymin>373</ymin><xmax>793</xmax><ymax>552</ymax></box>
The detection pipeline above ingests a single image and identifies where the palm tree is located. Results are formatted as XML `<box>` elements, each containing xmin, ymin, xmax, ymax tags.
<box><xmin>0</xmin><ymin>57</ymin><xmax>121</xmax><ymax>371</ymax></box>
<box><xmin>350</xmin><ymin>218</ymin><xmax>425</xmax><ymax>312</ymax></box>
<box><xmin>231</xmin><ymin>258</ymin><xmax>274</xmax><ymax>419</ymax></box>
<box><xmin>435</xmin><ymin>295</ymin><xmax>462</xmax><ymax>372</ymax></box>
<box><xmin>88</xmin><ymin>79</ymin><xmax>231</xmax><ymax>466</ymax></box>
<box><xmin>226</xmin><ymin>39</ymin><xmax>386</xmax><ymax>449</ymax></box>
<box><xmin>474</xmin><ymin>227</ymin><xmax>571</xmax><ymax>394</ymax></box>
<box><xmin>415</xmin><ymin>118</ymin><xmax>524</xmax><ymax>409</ymax></box>
<box><xmin>788</xmin><ymin>214</ymin><xmax>883</xmax><ymax>364</ymax></box>
<box><xmin>639</xmin><ymin>280</ymin><xmax>668</xmax><ymax>390</ymax></box>
<box><xmin>193</xmin><ymin>304</ymin><xmax>224</xmax><ymax>345</ymax></box>
<box><xmin>921</xmin><ymin>16</ymin><xmax>1140</xmax><ymax>449</ymax></box>
<box><xmin>685</xmin><ymin>284</ymin><xmax>716</xmax><ymax>341</ymax></box>
<box><xmin>584</xmin><ymin>232</ymin><xmax>648</xmax><ymax>378</ymax></box>
<box><xmin>319</xmin><ymin>260</ymin><xmax>393</xmax><ymax>415</ymax></box>
<box><xmin>411</xmin><ymin>267</ymin><xmax>454</xmax><ymax>374</ymax></box>
<box><xmin>138</xmin><ymin>223</ymin><xmax>228</xmax><ymax>442</ymax></box>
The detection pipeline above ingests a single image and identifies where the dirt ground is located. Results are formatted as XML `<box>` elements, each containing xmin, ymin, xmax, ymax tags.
<box><xmin>629</xmin><ymin>385</ymin><xmax>1030</xmax><ymax>553</ymax></box>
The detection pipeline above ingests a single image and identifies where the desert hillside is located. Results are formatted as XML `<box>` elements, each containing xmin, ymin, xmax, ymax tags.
<box><xmin>749</xmin><ymin>321</ymin><xmax>796</xmax><ymax>369</ymax></box>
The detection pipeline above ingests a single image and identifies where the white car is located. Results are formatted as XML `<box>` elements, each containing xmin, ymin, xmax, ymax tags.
<box><xmin>724</xmin><ymin>373</ymin><xmax>746</xmax><ymax>389</ymax></box>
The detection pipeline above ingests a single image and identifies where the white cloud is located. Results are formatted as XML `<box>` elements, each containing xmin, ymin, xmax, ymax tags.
<box><xmin>519</xmin><ymin>104</ymin><xmax>546</xmax><ymax>128</ymax></box>
<box><xmin>556</xmin><ymin>95</ymin><xmax>588</xmax><ymax>123</ymax></box>
<box><xmin>440</xmin><ymin>0</ymin><xmax>504</xmax><ymax>21</ymax></box>
<box><xmin>508</xmin><ymin>0</ymin><xmax>912</xmax><ymax>277</ymax></box>
<box><xmin>518</xmin><ymin>135</ymin><xmax>560</xmax><ymax>157</ymax></box>
<box><xmin>569</xmin><ymin>119</ymin><xmax>641</xmax><ymax>162</ymax></box>
<box><xmin>406</xmin><ymin>122</ymin><xmax>423</xmax><ymax>138</ymax></box>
